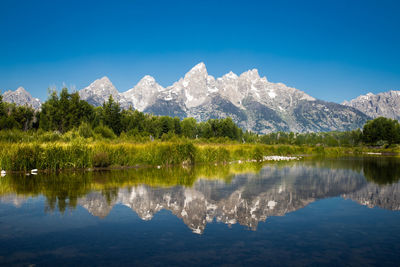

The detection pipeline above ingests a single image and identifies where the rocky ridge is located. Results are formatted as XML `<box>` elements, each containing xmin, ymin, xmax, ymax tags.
<box><xmin>77</xmin><ymin>63</ymin><xmax>371</xmax><ymax>133</ymax></box>
<box><xmin>2</xmin><ymin>87</ymin><xmax>41</xmax><ymax>110</ymax></box>
<box><xmin>343</xmin><ymin>90</ymin><xmax>400</xmax><ymax>120</ymax></box>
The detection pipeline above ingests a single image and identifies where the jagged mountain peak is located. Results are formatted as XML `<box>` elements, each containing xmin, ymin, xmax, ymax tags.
<box><xmin>2</xmin><ymin>86</ymin><xmax>41</xmax><ymax>109</ymax></box>
<box><xmin>240</xmin><ymin>68</ymin><xmax>262</xmax><ymax>81</ymax></box>
<box><xmin>189</xmin><ymin>62</ymin><xmax>207</xmax><ymax>72</ymax></box>
<box><xmin>184</xmin><ymin>62</ymin><xmax>208</xmax><ymax>80</ymax></box>
<box><xmin>79</xmin><ymin>76</ymin><xmax>120</xmax><ymax>106</ymax></box>
<box><xmin>15</xmin><ymin>86</ymin><xmax>28</xmax><ymax>93</ymax></box>
<box><xmin>90</xmin><ymin>76</ymin><xmax>114</xmax><ymax>87</ymax></box>
<box><xmin>133</xmin><ymin>75</ymin><xmax>162</xmax><ymax>90</ymax></box>
<box><xmin>343</xmin><ymin>89</ymin><xmax>400</xmax><ymax>120</ymax></box>
<box><xmin>221</xmin><ymin>71</ymin><xmax>239</xmax><ymax>80</ymax></box>
<box><xmin>99</xmin><ymin>76</ymin><xmax>111</xmax><ymax>81</ymax></box>
<box><xmin>121</xmin><ymin>75</ymin><xmax>165</xmax><ymax>111</ymax></box>
<box><xmin>138</xmin><ymin>75</ymin><xmax>157</xmax><ymax>83</ymax></box>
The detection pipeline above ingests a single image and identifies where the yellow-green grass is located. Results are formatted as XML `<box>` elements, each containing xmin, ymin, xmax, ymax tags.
<box><xmin>0</xmin><ymin>140</ymin><xmax>398</xmax><ymax>171</ymax></box>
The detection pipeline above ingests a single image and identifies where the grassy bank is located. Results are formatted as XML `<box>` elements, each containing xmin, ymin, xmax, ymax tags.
<box><xmin>1</xmin><ymin>139</ymin><xmax>399</xmax><ymax>171</ymax></box>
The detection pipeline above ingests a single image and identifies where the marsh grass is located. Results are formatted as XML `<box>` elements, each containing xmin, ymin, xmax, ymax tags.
<box><xmin>0</xmin><ymin>139</ymin><xmax>397</xmax><ymax>171</ymax></box>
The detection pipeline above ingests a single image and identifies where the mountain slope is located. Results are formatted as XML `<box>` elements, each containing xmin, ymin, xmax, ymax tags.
<box><xmin>78</xmin><ymin>76</ymin><xmax>120</xmax><ymax>107</ymax></box>
<box><xmin>343</xmin><ymin>90</ymin><xmax>400</xmax><ymax>120</ymax></box>
<box><xmin>2</xmin><ymin>87</ymin><xmax>41</xmax><ymax>109</ymax></box>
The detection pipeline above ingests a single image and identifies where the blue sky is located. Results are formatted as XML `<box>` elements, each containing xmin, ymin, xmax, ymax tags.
<box><xmin>1</xmin><ymin>0</ymin><xmax>399</xmax><ymax>103</ymax></box>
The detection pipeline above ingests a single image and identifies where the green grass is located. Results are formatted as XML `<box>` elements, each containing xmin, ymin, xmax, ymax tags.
<box><xmin>0</xmin><ymin>133</ymin><xmax>398</xmax><ymax>171</ymax></box>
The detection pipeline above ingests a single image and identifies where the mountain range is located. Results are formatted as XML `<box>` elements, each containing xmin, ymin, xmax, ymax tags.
<box><xmin>2</xmin><ymin>63</ymin><xmax>399</xmax><ymax>133</ymax></box>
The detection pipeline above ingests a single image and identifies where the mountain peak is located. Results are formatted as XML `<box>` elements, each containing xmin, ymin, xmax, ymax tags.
<box><xmin>223</xmin><ymin>71</ymin><xmax>238</xmax><ymax>79</ymax></box>
<box><xmin>186</xmin><ymin>62</ymin><xmax>208</xmax><ymax>77</ymax></box>
<box><xmin>191</xmin><ymin>62</ymin><xmax>206</xmax><ymax>71</ymax></box>
<box><xmin>2</xmin><ymin>87</ymin><xmax>41</xmax><ymax>109</ymax></box>
<box><xmin>97</xmin><ymin>76</ymin><xmax>113</xmax><ymax>84</ymax></box>
<box><xmin>87</xmin><ymin>76</ymin><xmax>115</xmax><ymax>89</ymax></box>
<box><xmin>241</xmin><ymin>69</ymin><xmax>261</xmax><ymax>81</ymax></box>
<box><xmin>343</xmin><ymin>89</ymin><xmax>400</xmax><ymax>120</ymax></box>
<box><xmin>138</xmin><ymin>75</ymin><xmax>156</xmax><ymax>84</ymax></box>
<box><xmin>15</xmin><ymin>87</ymin><xmax>28</xmax><ymax>94</ymax></box>
<box><xmin>79</xmin><ymin>76</ymin><xmax>120</xmax><ymax>106</ymax></box>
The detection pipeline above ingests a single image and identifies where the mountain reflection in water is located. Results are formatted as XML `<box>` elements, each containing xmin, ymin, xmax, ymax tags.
<box><xmin>1</xmin><ymin>157</ymin><xmax>400</xmax><ymax>234</ymax></box>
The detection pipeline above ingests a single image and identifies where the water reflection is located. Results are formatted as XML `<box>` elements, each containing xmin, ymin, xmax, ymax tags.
<box><xmin>1</xmin><ymin>157</ymin><xmax>400</xmax><ymax>234</ymax></box>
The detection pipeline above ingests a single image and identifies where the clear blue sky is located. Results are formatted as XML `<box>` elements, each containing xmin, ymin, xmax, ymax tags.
<box><xmin>1</xmin><ymin>0</ymin><xmax>399</xmax><ymax>103</ymax></box>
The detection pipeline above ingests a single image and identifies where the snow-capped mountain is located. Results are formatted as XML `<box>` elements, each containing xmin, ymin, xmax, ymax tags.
<box><xmin>343</xmin><ymin>90</ymin><xmax>400</xmax><ymax>120</ymax></box>
<box><xmin>78</xmin><ymin>76</ymin><xmax>121</xmax><ymax>107</ymax></box>
<box><xmin>77</xmin><ymin>62</ymin><xmax>370</xmax><ymax>133</ymax></box>
<box><xmin>2</xmin><ymin>87</ymin><xmax>41</xmax><ymax>110</ymax></box>
<box><xmin>2</xmin><ymin>63</ymin><xmax>374</xmax><ymax>133</ymax></box>
<box><xmin>120</xmin><ymin>75</ymin><xmax>165</xmax><ymax>111</ymax></box>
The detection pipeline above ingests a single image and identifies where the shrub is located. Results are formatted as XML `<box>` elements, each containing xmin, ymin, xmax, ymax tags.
<box><xmin>78</xmin><ymin>122</ymin><xmax>94</xmax><ymax>138</ymax></box>
<box><xmin>94</xmin><ymin>125</ymin><xmax>116</xmax><ymax>139</ymax></box>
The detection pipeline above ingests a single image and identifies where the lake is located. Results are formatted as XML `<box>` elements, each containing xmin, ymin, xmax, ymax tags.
<box><xmin>0</xmin><ymin>157</ymin><xmax>399</xmax><ymax>266</ymax></box>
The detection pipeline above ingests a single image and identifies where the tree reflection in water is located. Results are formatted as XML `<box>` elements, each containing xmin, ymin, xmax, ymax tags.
<box><xmin>0</xmin><ymin>157</ymin><xmax>399</xmax><ymax>233</ymax></box>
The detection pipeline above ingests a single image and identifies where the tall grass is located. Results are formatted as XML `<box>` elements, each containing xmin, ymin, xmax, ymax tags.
<box><xmin>0</xmin><ymin>139</ymin><xmax>397</xmax><ymax>171</ymax></box>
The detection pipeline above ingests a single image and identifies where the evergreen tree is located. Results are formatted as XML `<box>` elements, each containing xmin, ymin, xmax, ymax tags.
<box><xmin>181</xmin><ymin>117</ymin><xmax>197</xmax><ymax>138</ymax></box>
<box><xmin>39</xmin><ymin>88</ymin><xmax>94</xmax><ymax>132</ymax></box>
<box><xmin>101</xmin><ymin>95</ymin><xmax>122</xmax><ymax>135</ymax></box>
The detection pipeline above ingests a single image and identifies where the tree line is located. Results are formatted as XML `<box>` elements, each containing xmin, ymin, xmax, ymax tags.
<box><xmin>1</xmin><ymin>88</ymin><xmax>400</xmax><ymax>146</ymax></box>
<box><xmin>0</xmin><ymin>88</ymin><xmax>243</xmax><ymax>141</ymax></box>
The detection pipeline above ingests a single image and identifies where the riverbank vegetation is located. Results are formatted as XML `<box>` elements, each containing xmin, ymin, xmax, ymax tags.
<box><xmin>1</xmin><ymin>88</ymin><xmax>400</xmax><ymax>171</ymax></box>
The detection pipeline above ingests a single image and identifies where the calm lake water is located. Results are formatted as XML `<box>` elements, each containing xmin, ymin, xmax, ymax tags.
<box><xmin>0</xmin><ymin>157</ymin><xmax>400</xmax><ymax>266</ymax></box>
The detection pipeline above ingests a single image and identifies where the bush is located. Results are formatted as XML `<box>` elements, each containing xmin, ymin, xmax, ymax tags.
<box><xmin>94</xmin><ymin>125</ymin><xmax>116</xmax><ymax>139</ymax></box>
<box><xmin>78</xmin><ymin>122</ymin><xmax>94</xmax><ymax>138</ymax></box>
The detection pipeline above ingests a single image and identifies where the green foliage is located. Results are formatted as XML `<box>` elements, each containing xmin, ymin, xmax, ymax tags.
<box><xmin>39</xmin><ymin>88</ymin><xmax>94</xmax><ymax>133</ymax></box>
<box><xmin>78</xmin><ymin>122</ymin><xmax>94</xmax><ymax>138</ymax></box>
<box><xmin>94</xmin><ymin>124</ymin><xmax>116</xmax><ymax>139</ymax></box>
<box><xmin>0</xmin><ymin>101</ymin><xmax>36</xmax><ymax>131</ymax></box>
<box><xmin>0</xmin><ymin>142</ymin><xmax>91</xmax><ymax>171</ymax></box>
<box><xmin>101</xmin><ymin>95</ymin><xmax>122</xmax><ymax>135</ymax></box>
<box><xmin>181</xmin><ymin>117</ymin><xmax>197</xmax><ymax>138</ymax></box>
<box><xmin>362</xmin><ymin>117</ymin><xmax>400</xmax><ymax>146</ymax></box>
<box><xmin>0</xmin><ymin>94</ymin><xmax>4</xmax><ymax>117</ymax></box>
<box><xmin>257</xmin><ymin>129</ymin><xmax>365</xmax><ymax>147</ymax></box>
